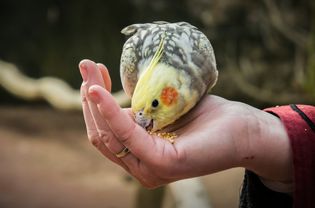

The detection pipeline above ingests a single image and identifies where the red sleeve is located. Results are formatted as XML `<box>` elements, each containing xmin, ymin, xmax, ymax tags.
<box><xmin>264</xmin><ymin>104</ymin><xmax>315</xmax><ymax>208</ymax></box>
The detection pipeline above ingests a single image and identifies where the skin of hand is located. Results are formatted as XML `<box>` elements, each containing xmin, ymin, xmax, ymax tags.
<box><xmin>79</xmin><ymin>59</ymin><xmax>293</xmax><ymax>189</ymax></box>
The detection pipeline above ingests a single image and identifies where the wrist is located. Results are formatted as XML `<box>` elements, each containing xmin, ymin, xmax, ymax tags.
<box><xmin>237</xmin><ymin>107</ymin><xmax>293</xmax><ymax>187</ymax></box>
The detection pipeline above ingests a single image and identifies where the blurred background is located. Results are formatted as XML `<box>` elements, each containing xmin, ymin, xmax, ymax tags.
<box><xmin>0</xmin><ymin>0</ymin><xmax>314</xmax><ymax>208</ymax></box>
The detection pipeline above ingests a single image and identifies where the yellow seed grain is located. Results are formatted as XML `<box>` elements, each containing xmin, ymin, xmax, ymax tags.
<box><xmin>147</xmin><ymin>131</ymin><xmax>177</xmax><ymax>144</ymax></box>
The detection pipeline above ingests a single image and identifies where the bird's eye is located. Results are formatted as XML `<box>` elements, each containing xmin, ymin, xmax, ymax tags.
<box><xmin>151</xmin><ymin>99</ymin><xmax>159</xmax><ymax>108</ymax></box>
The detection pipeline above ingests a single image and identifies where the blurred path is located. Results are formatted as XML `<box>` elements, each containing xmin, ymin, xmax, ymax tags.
<box><xmin>0</xmin><ymin>106</ymin><xmax>243</xmax><ymax>208</ymax></box>
<box><xmin>0</xmin><ymin>106</ymin><xmax>137</xmax><ymax>208</ymax></box>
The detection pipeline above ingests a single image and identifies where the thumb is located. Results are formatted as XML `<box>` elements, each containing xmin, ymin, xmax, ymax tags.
<box><xmin>88</xmin><ymin>85</ymin><xmax>162</xmax><ymax>160</ymax></box>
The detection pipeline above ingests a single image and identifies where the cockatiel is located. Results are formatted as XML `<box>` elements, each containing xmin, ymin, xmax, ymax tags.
<box><xmin>120</xmin><ymin>21</ymin><xmax>218</xmax><ymax>133</ymax></box>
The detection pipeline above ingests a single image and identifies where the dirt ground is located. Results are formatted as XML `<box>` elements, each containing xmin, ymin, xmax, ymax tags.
<box><xmin>0</xmin><ymin>106</ymin><xmax>244</xmax><ymax>208</ymax></box>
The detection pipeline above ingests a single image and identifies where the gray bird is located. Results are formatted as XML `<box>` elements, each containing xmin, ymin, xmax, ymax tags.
<box><xmin>120</xmin><ymin>21</ymin><xmax>218</xmax><ymax>132</ymax></box>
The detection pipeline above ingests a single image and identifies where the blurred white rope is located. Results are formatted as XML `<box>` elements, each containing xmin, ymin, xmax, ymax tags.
<box><xmin>0</xmin><ymin>60</ymin><xmax>130</xmax><ymax>110</ymax></box>
<box><xmin>169</xmin><ymin>178</ymin><xmax>212</xmax><ymax>208</ymax></box>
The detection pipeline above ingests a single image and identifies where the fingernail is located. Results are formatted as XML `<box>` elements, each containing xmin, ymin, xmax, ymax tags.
<box><xmin>79</xmin><ymin>63</ymin><xmax>88</xmax><ymax>81</ymax></box>
<box><xmin>88</xmin><ymin>88</ymin><xmax>100</xmax><ymax>103</ymax></box>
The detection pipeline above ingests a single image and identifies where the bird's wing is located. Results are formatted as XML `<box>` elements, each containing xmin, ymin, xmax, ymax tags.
<box><xmin>120</xmin><ymin>42</ymin><xmax>138</xmax><ymax>98</ymax></box>
<box><xmin>120</xmin><ymin>23</ymin><xmax>162</xmax><ymax>98</ymax></box>
<box><xmin>120</xmin><ymin>24</ymin><xmax>149</xmax><ymax>97</ymax></box>
<box><xmin>166</xmin><ymin>22</ymin><xmax>218</xmax><ymax>96</ymax></box>
<box><xmin>195</xmin><ymin>33</ymin><xmax>218</xmax><ymax>91</ymax></box>
<box><xmin>187</xmin><ymin>26</ymin><xmax>218</xmax><ymax>93</ymax></box>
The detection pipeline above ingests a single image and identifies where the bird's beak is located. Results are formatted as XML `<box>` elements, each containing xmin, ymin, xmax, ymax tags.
<box><xmin>134</xmin><ymin>110</ymin><xmax>154</xmax><ymax>131</ymax></box>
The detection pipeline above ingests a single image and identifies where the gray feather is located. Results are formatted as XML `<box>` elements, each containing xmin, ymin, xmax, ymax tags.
<box><xmin>120</xmin><ymin>21</ymin><xmax>218</xmax><ymax>99</ymax></box>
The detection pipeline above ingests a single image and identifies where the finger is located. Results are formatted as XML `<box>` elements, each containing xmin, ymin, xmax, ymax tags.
<box><xmin>88</xmin><ymin>97</ymin><xmax>128</xmax><ymax>157</ymax></box>
<box><xmin>97</xmin><ymin>63</ymin><xmax>112</xmax><ymax>92</ymax></box>
<box><xmin>86</xmin><ymin>95</ymin><xmax>141</xmax><ymax>169</ymax></box>
<box><xmin>79</xmin><ymin>59</ymin><xmax>105</xmax><ymax>88</ymax></box>
<box><xmin>79</xmin><ymin>60</ymin><xmax>105</xmax><ymax>141</ymax></box>
<box><xmin>79</xmin><ymin>60</ymin><xmax>142</xmax><ymax>170</ymax></box>
<box><xmin>88</xmin><ymin>85</ymin><xmax>166</xmax><ymax>162</ymax></box>
<box><xmin>81</xmin><ymin>86</ymin><xmax>98</xmax><ymax>145</ymax></box>
<box><xmin>96</xmin><ymin>140</ymin><xmax>131</xmax><ymax>171</ymax></box>
<box><xmin>80</xmin><ymin>60</ymin><xmax>169</xmax><ymax>179</ymax></box>
<box><xmin>82</xmin><ymin>84</ymin><xmax>168</xmax><ymax>186</ymax></box>
<box><xmin>79</xmin><ymin>60</ymin><xmax>115</xmax><ymax>147</ymax></box>
<box><xmin>79</xmin><ymin>61</ymin><xmax>128</xmax><ymax>167</ymax></box>
<box><xmin>80</xmin><ymin>61</ymin><xmax>130</xmax><ymax>156</ymax></box>
<box><xmin>81</xmin><ymin>85</ymin><xmax>127</xmax><ymax>167</ymax></box>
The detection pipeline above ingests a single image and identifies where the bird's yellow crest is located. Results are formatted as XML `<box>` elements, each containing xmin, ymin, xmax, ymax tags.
<box><xmin>132</xmin><ymin>34</ymin><xmax>166</xmax><ymax>112</ymax></box>
<box><xmin>139</xmin><ymin>33</ymin><xmax>165</xmax><ymax>81</ymax></box>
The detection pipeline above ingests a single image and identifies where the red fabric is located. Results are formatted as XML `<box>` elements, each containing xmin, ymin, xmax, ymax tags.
<box><xmin>264</xmin><ymin>105</ymin><xmax>315</xmax><ymax>208</ymax></box>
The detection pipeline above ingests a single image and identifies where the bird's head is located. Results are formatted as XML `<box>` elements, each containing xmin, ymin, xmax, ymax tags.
<box><xmin>131</xmin><ymin>30</ymin><xmax>202</xmax><ymax>132</ymax></box>
<box><xmin>131</xmin><ymin>61</ymin><xmax>188</xmax><ymax>132</ymax></box>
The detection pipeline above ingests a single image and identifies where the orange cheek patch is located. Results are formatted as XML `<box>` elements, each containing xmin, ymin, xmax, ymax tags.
<box><xmin>160</xmin><ymin>86</ymin><xmax>178</xmax><ymax>106</ymax></box>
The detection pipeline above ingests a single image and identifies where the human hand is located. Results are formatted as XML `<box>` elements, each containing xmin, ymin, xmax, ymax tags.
<box><xmin>79</xmin><ymin>59</ymin><xmax>292</xmax><ymax>189</ymax></box>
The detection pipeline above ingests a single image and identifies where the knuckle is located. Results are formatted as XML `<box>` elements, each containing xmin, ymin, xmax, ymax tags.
<box><xmin>98</xmin><ymin>130</ymin><xmax>111</xmax><ymax>144</ymax></box>
<box><xmin>81</xmin><ymin>94</ymin><xmax>88</xmax><ymax>103</ymax></box>
<box><xmin>80</xmin><ymin>87</ymin><xmax>88</xmax><ymax>102</ymax></box>
<box><xmin>91</xmin><ymin>138</ymin><xmax>100</xmax><ymax>147</ymax></box>
<box><xmin>87</xmin><ymin>132</ymin><xmax>101</xmax><ymax>147</ymax></box>
<box><xmin>80</xmin><ymin>83</ymin><xmax>87</xmax><ymax>93</ymax></box>
<box><xmin>118</xmin><ymin>123</ymin><xmax>136</xmax><ymax>147</ymax></box>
